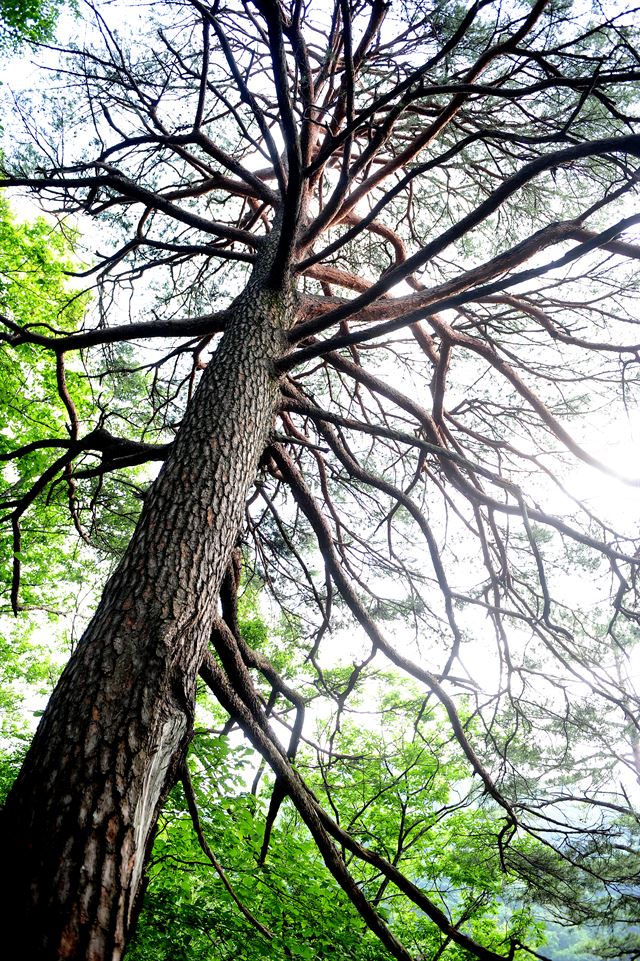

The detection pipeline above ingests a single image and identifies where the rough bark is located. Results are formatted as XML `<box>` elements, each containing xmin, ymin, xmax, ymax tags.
<box><xmin>0</xmin><ymin>274</ymin><xmax>293</xmax><ymax>960</ymax></box>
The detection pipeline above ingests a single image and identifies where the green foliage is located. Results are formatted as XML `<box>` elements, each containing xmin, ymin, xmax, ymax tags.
<box><xmin>128</xmin><ymin>732</ymin><xmax>472</xmax><ymax>961</ymax></box>
<box><xmin>0</xmin><ymin>199</ymin><xmax>157</xmax><ymax>609</ymax></box>
<box><xmin>129</xmin><ymin>619</ymin><xmax>546</xmax><ymax>961</ymax></box>
<box><xmin>0</xmin><ymin>604</ymin><xmax>64</xmax><ymax>808</ymax></box>
<box><xmin>129</xmin><ymin>598</ymin><xmax>633</xmax><ymax>960</ymax></box>
<box><xmin>0</xmin><ymin>200</ymin><xmax>153</xmax><ymax>784</ymax></box>
<box><xmin>0</xmin><ymin>200</ymin><xmax>90</xmax><ymax>766</ymax></box>
<box><xmin>0</xmin><ymin>199</ymin><xmax>93</xmax><ymax>607</ymax></box>
<box><xmin>0</xmin><ymin>0</ymin><xmax>64</xmax><ymax>50</ymax></box>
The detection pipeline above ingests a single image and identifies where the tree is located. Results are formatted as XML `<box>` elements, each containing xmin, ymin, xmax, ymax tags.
<box><xmin>127</xmin><ymin>593</ymin><xmax>547</xmax><ymax>961</ymax></box>
<box><xmin>0</xmin><ymin>0</ymin><xmax>639</xmax><ymax>958</ymax></box>
<box><xmin>0</xmin><ymin>195</ymin><xmax>92</xmax><ymax>777</ymax></box>
<box><xmin>0</xmin><ymin>0</ymin><xmax>65</xmax><ymax>50</ymax></box>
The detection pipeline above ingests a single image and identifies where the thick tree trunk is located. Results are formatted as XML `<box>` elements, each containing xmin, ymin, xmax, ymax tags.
<box><xmin>0</xmin><ymin>277</ymin><xmax>293</xmax><ymax>959</ymax></box>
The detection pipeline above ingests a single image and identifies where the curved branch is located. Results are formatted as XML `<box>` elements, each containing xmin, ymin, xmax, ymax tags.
<box><xmin>293</xmin><ymin>137</ymin><xmax>640</xmax><ymax>334</ymax></box>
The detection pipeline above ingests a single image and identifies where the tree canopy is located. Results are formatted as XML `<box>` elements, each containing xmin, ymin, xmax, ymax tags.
<box><xmin>0</xmin><ymin>0</ymin><xmax>65</xmax><ymax>50</ymax></box>
<box><xmin>0</xmin><ymin>0</ymin><xmax>639</xmax><ymax>959</ymax></box>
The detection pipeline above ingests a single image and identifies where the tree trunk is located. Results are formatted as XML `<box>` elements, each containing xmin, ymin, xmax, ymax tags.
<box><xmin>0</xmin><ymin>276</ymin><xmax>293</xmax><ymax>960</ymax></box>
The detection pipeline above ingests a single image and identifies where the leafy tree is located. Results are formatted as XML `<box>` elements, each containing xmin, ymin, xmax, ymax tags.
<box><xmin>0</xmin><ymin>0</ymin><xmax>65</xmax><ymax>50</ymax></box>
<box><xmin>129</xmin><ymin>592</ymin><xmax>546</xmax><ymax>961</ymax></box>
<box><xmin>0</xmin><ymin>1</ymin><xmax>639</xmax><ymax>959</ymax></box>
<box><xmin>128</xmin><ymin>707</ymin><xmax>545</xmax><ymax>961</ymax></box>
<box><xmin>0</xmin><ymin>197</ymin><xmax>93</xmax><ymax>773</ymax></box>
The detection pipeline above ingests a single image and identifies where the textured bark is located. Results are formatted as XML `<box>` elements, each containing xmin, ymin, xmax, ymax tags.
<box><xmin>0</xmin><ymin>275</ymin><xmax>293</xmax><ymax>960</ymax></box>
